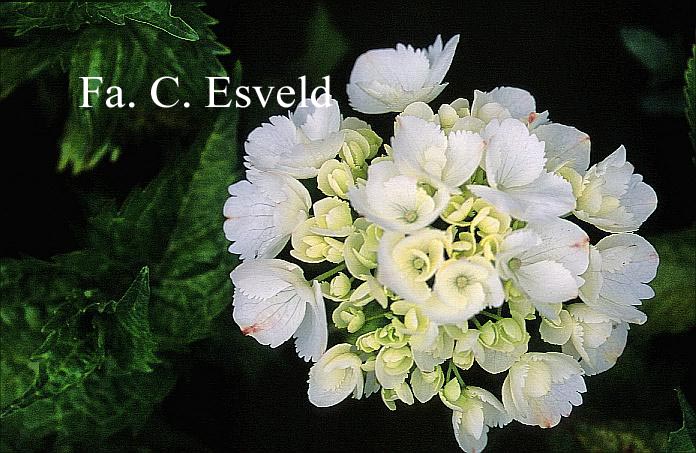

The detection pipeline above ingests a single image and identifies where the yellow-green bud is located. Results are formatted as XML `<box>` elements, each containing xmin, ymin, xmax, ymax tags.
<box><xmin>376</xmin><ymin>345</ymin><xmax>414</xmax><ymax>389</ymax></box>
<box><xmin>438</xmin><ymin>103</ymin><xmax>459</xmax><ymax>130</ymax></box>
<box><xmin>478</xmin><ymin>320</ymin><xmax>497</xmax><ymax>347</ymax></box>
<box><xmin>332</xmin><ymin>302</ymin><xmax>365</xmax><ymax>333</ymax></box>
<box><xmin>356</xmin><ymin>331</ymin><xmax>382</xmax><ymax>353</ymax></box>
<box><xmin>291</xmin><ymin>218</ymin><xmax>345</xmax><ymax>264</ymax></box>
<box><xmin>477</xmin><ymin>102</ymin><xmax>511</xmax><ymax>123</ymax></box>
<box><xmin>410</xmin><ymin>366</ymin><xmax>444</xmax><ymax>403</ymax></box>
<box><xmin>497</xmin><ymin>317</ymin><xmax>525</xmax><ymax>344</ymax></box>
<box><xmin>376</xmin><ymin>322</ymin><xmax>409</xmax><ymax>348</ymax></box>
<box><xmin>557</xmin><ymin>166</ymin><xmax>584</xmax><ymax>198</ymax></box>
<box><xmin>449</xmin><ymin>98</ymin><xmax>470</xmax><ymax>117</ymax></box>
<box><xmin>310</xmin><ymin>198</ymin><xmax>353</xmax><ymax>237</ymax></box>
<box><xmin>381</xmin><ymin>382</ymin><xmax>414</xmax><ymax>410</ymax></box>
<box><xmin>401</xmin><ymin>102</ymin><xmax>435</xmax><ymax>121</ymax></box>
<box><xmin>329</xmin><ymin>272</ymin><xmax>351</xmax><ymax>298</ymax></box>
<box><xmin>442</xmin><ymin>378</ymin><xmax>462</xmax><ymax>402</ymax></box>
<box><xmin>349</xmin><ymin>281</ymin><xmax>374</xmax><ymax>306</ymax></box>
<box><xmin>344</xmin><ymin>218</ymin><xmax>382</xmax><ymax>280</ymax></box>
<box><xmin>470</xmin><ymin>199</ymin><xmax>511</xmax><ymax>237</ymax></box>
<box><xmin>338</xmin><ymin>129</ymin><xmax>381</xmax><ymax>173</ymax></box>
<box><xmin>317</xmin><ymin>160</ymin><xmax>355</xmax><ymax>199</ymax></box>
<box><xmin>452</xmin><ymin>230</ymin><xmax>477</xmax><ymax>258</ymax></box>
<box><xmin>441</xmin><ymin>194</ymin><xmax>475</xmax><ymax>225</ymax></box>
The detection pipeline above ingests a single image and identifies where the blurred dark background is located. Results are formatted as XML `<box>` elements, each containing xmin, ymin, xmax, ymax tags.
<box><xmin>1</xmin><ymin>0</ymin><xmax>694</xmax><ymax>451</ymax></box>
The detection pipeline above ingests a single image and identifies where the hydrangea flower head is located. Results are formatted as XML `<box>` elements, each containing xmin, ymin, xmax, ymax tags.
<box><xmin>223</xmin><ymin>36</ymin><xmax>659</xmax><ymax>452</ymax></box>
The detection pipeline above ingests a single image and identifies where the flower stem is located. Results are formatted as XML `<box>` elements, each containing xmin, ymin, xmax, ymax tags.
<box><xmin>312</xmin><ymin>263</ymin><xmax>347</xmax><ymax>282</ymax></box>
<box><xmin>452</xmin><ymin>364</ymin><xmax>465</xmax><ymax>386</ymax></box>
<box><xmin>364</xmin><ymin>313</ymin><xmax>387</xmax><ymax>322</ymax></box>
<box><xmin>480</xmin><ymin>310</ymin><xmax>502</xmax><ymax>321</ymax></box>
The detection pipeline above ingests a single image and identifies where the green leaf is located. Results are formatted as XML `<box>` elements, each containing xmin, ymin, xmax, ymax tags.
<box><xmin>106</xmin><ymin>267</ymin><xmax>158</xmax><ymax>373</ymax></box>
<box><xmin>0</xmin><ymin>40</ymin><xmax>65</xmax><ymax>99</ymax></box>
<box><xmin>85</xmin><ymin>1</ymin><xmax>198</xmax><ymax>41</ymax></box>
<box><xmin>620</xmin><ymin>27</ymin><xmax>683</xmax><ymax>83</ymax></box>
<box><xmin>641</xmin><ymin>228</ymin><xmax>696</xmax><ymax>336</ymax></box>
<box><xmin>686</xmin><ymin>44</ymin><xmax>696</xmax><ymax>154</ymax></box>
<box><xmin>0</xmin><ymin>2</ymin><xmax>86</xmax><ymax>35</ymax></box>
<box><xmin>573</xmin><ymin>420</ymin><xmax>669</xmax><ymax>453</ymax></box>
<box><xmin>1</xmin><ymin>267</ymin><xmax>157</xmax><ymax>418</ymax></box>
<box><xmin>153</xmin><ymin>61</ymin><xmax>242</xmax><ymax>345</ymax></box>
<box><xmin>59</xmin><ymin>27</ymin><xmax>146</xmax><ymax>173</ymax></box>
<box><xmin>295</xmin><ymin>5</ymin><xmax>349</xmax><ymax>85</ymax></box>
<box><xmin>1</xmin><ymin>2</ymin><xmax>229</xmax><ymax>173</ymax></box>
<box><xmin>0</xmin><ymin>1</ymin><xmax>197</xmax><ymax>40</ymax></box>
<box><xmin>666</xmin><ymin>389</ymin><xmax>696</xmax><ymax>452</ymax></box>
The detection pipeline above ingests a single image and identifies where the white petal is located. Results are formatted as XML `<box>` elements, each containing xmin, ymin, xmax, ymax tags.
<box><xmin>224</xmin><ymin>171</ymin><xmax>311</xmax><ymax>260</ymax></box>
<box><xmin>391</xmin><ymin>115</ymin><xmax>449</xmax><ymax>183</ymax></box>
<box><xmin>524</xmin><ymin>217</ymin><xmax>590</xmax><ymax>278</ymax></box>
<box><xmin>308</xmin><ymin>344</ymin><xmax>363</xmax><ymax>407</ymax></box>
<box><xmin>291</xmin><ymin>94</ymin><xmax>341</xmax><ymax>141</ymax></box>
<box><xmin>476</xmin><ymin>340</ymin><xmax>528</xmax><ymax>374</ymax></box>
<box><xmin>347</xmin><ymin>36</ymin><xmax>458</xmax><ymax>114</ymax></box>
<box><xmin>583</xmin><ymin>233</ymin><xmax>658</xmax><ymax>324</ymax></box>
<box><xmin>516</xmin><ymin>260</ymin><xmax>579</xmax><ymax>306</ymax></box>
<box><xmin>453</xmin><ymin>409</ymin><xmax>489</xmax><ymax>453</ymax></box>
<box><xmin>293</xmin><ymin>281</ymin><xmax>328</xmax><ymax>362</ymax></box>
<box><xmin>482</xmin><ymin>118</ymin><xmax>546</xmax><ymax>188</ymax></box>
<box><xmin>532</xmin><ymin>123</ymin><xmax>591</xmax><ymax>174</ymax></box>
<box><xmin>350</xmin><ymin>160</ymin><xmax>449</xmax><ymax>232</ymax></box>
<box><xmin>425</xmin><ymin>34</ymin><xmax>460</xmax><ymax>86</ymax></box>
<box><xmin>231</xmin><ymin>259</ymin><xmax>312</xmax><ymax>348</ymax></box>
<box><xmin>540</xmin><ymin>310</ymin><xmax>575</xmax><ymax>345</ymax></box>
<box><xmin>472</xmin><ymin>87</ymin><xmax>536</xmax><ymax>120</ymax></box>
<box><xmin>443</xmin><ymin>129</ymin><xmax>485</xmax><ymax>188</ymax></box>
<box><xmin>470</xmin><ymin>172</ymin><xmax>575</xmax><ymax>221</ymax></box>
<box><xmin>579</xmin><ymin>247</ymin><xmax>603</xmax><ymax>304</ymax></box>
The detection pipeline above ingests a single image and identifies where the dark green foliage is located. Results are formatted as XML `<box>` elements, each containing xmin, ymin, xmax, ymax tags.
<box><xmin>686</xmin><ymin>45</ymin><xmax>696</xmax><ymax>154</ymax></box>
<box><xmin>642</xmin><ymin>228</ymin><xmax>696</xmax><ymax>336</ymax></box>
<box><xmin>0</xmin><ymin>1</ymin><xmax>197</xmax><ymax>39</ymax></box>
<box><xmin>153</xmin><ymin>67</ymin><xmax>242</xmax><ymax>344</ymax></box>
<box><xmin>0</xmin><ymin>1</ymin><xmax>229</xmax><ymax>173</ymax></box>
<box><xmin>295</xmin><ymin>5</ymin><xmax>349</xmax><ymax>86</ymax></box>
<box><xmin>620</xmin><ymin>27</ymin><xmax>688</xmax><ymax>116</ymax></box>
<box><xmin>0</xmin><ymin>14</ymin><xmax>241</xmax><ymax>446</ymax></box>
<box><xmin>666</xmin><ymin>390</ymin><xmax>696</xmax><ymax>452</ymax></box>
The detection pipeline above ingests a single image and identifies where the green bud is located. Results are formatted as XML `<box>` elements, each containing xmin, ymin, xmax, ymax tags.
<box><xmin>310</xmin><ymin>198</ymin><xmax>353</xmax><ymax>237</ymax></box>
<box><xmin>291</xmin><ymin>218</ymin><xmax>345</xmax><ymax>264</ymax></box>
<box><xmin>344</xmin><ymin>218</ymin><xmax>381</xmax><ymax>280</ymax></box>
<box><xmin>478</xmin><ymin>321</ymin><xmax>497</xmax><ymax>347</ymax></box>
<box><xmin>438</xmin><ymin>103</ymin><xmax>459</xmax><ymax>130</ymax></box>
<box><xmin>441</xmin><ymin>194</ymin><xmax>475</xmax><ymax>225</ymax></box>
<box><xmin>497</xmin><ymin>317</ymin><xmax>525</xmax><ymax>343</ymax></box>
<box><xmin>317</xmin><ymin>159</ymin><xmax>355</xmax><ymax>199</ymax></box>
<box><xmin>376</xmin><ymin>322</ymin><xmax>409</xmax><ymax>348</ymax></box>
<box><xmin>329</xmin><ymin>272</ymin><xmax>351</xmax><ymax>299</ymax></box>
<box><xmin>443</xmin><ymin>378</ymin><xmax>462</xmax><ymax>402</ymax></box>
<box><xmin>356</xmin><ymin>331</ymin><xmax>382</xmax><ymax>353</ymax></box>
<box><xmin>332</xmin><ymin>302</ymin><xmax>365</xmax><ymax>333</ymax></box>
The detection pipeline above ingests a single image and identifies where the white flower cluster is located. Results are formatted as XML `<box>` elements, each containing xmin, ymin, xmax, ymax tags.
<box><xmin>224</xmin><ymin>35</ymin><xmax>659</xmax><ymax>452</ymax></box>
